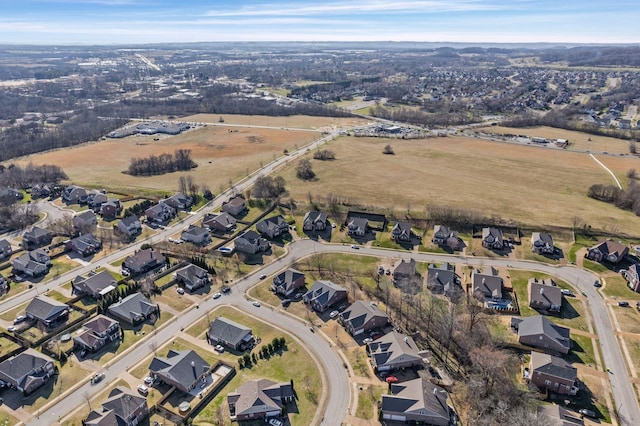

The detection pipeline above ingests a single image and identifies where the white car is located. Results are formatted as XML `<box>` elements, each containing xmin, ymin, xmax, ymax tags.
<box><xmin>176</xmin><ymin>287</ymin><xmax>185</xmax><ymax>295</ymax></box>
<box><xmin>351</xmin><ymin>244</ymin><xmax>359</xmax><ymax>249</ymax></box>
<box><xmin>215</xmin><ymin>344</ymin><xmax>225</xmax><ymax>353</ymax></box>
<box><xmin>252</xmin><ymin>301</ymin><xmax>261</xmax><ymax>307</ymax></box>
<box><xmin>144</xmin><ymin>376</ymin><xmax>154</xmax><ymax>385</ymax></box>
<box><xmin>268</xmin><ymin>419</ymin><xmax>283</xmax><ymax>426</ymax></box>
<box><xmin>137</xmin><ymin>384</ymin><xmax>149</xmax><ymax>396</ymax></box>
<box><xmin>363</xmin><ymin>338</ymin><xmax>373</xmax><ymax>344</ymax></box>
<box><xmin>212</xmin><ymin>292</ymin><xmax>222</xmax><ymax>299</ymax></box>
<box><xmin>329</xmin><ymin>310</ymin><xmax>339</xmax><ymax>319</ymax></box>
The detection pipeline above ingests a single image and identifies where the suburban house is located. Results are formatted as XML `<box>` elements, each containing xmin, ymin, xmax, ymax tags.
<box><xmin>393</xmin><ymin>258</ymin><xmax>418</xmax><ymax>288</ymax></box>
<box><xmin>234</xmin><ymin>230</ymin><xmax>270</xmax><ymax>254</ymax></box>
<box><xmin>586</xmin><ymin>239</ymin><xmax>629</xmax><ymax>264</ymax></box>
<box><xmin>471</xmin><ymin>268</ymin><xmax>504</xmax><ymax>300</ymax></box>
<box><xmin>85</xmin><ymin>386</ymin><xmax>149</xmax><ymax>426</ymax></box>
<box><xmin>72</xmin><ymin>210</ymin><xmax>98</xmax><ymax>233</ymax></box>
<box><xmin>511</xmin><ymin>315</ymin><xmax>571</xmax><ymax>355</ymax></box>
<box><xmin>256</xmin><ymin>215</ymin><xmax>289</xmax><ymax>239</ymax></box>
<box><xmin>145</xmin><ymin>203</ymin><xmax>176</xmax><ymax>224</ymax></box>
<box><xmin>62</xmin><ymin>185</ymin><xmax>88</xmax><ymax>204</ymax></box>
<box><xmin>528</xmin><ymin>278</ymin><xmax>562</xmax><ymax>314</ymax></box>
<box><xmin>381</xmin><ymin>377</ymin><xmax>450</xmax><ymax>425</ymax></box>
<box><xmin>73</xmin><ymin>314</ymin><xmax>121</xmax><ymax>353</ymax></box>
<box><xmin>116</xmin><ymin>215</ymin><xmax>142</xmax><ymax>239</ymax></box>
<box><xmin>426</xmin><ymin>263</ymin><xmax>460</xmax><ymax>297</ymax></box>
<box><xmin>108</xmin><ymin>292</ymin><xmax>159</xmax><ymax>326</ymax></box>
<box><xmin>303</xmin><ymin>211</ymin><xmax>327</xmax><ymax>232</ymax></box>
<box><xmin>100</xmin><ymin>199</ymin><xmax>122</xmax><ymax>218</ymax></box>
<box><xmin>432</xmin><ymin>225</ymin><xmax>463</xmax><ymax>251</ymax></box>
<box><xmin>303</xmin><ymin>280</ymin><xmax>348</xmax><ymax>312</ymax></box>
<box><xmin>0</xmin><ymin>276</ymin><xmax>7</xmax><ymax>296</ymax></box>
<box><xmin>340</xmin><ymin>301</ymin><xmax>390</xmax><ymax>336</ymax></box>
<box><xmin>12</xmin><ymin>249</ymin><xmax>51</xmax><ymax>277</ymax></box>
<box><xmin>227</xmin><ymin>379</ymin><xmax>294</xmax><ymax>421</ymax></box>
<box><xmin>163</xmin><ymin>192</ymin><xmax>193</xmax><ymax>210</ymax></box>
<box><xmin>149</xmin><ymin>349</ymin><xmax>210</xmax><ymax>393</ymax></box>
<box><xmin>31</xmin><ymin>182</ymin><xmax>53</xmax><ymax>199</ymax></box>
<box><xmin>86</xmin><ymin>191</ymin><xmax>107</xmax><ymax>211</ymax></box>
<box><xmin>367</xmin><ymin>330</ymin><xmax>424</xmax><ymax>372</ymax></box>
<box><xmin>531</xmin><ymin>232</ymin><xmax>555</xmax><ymax>255</ymax></box>
<box><xmin>23</xmin><ymin>226</ymin><xmax>53</xmax><ymax>248</ymax></box>
<box><xmin>122</xmin><ymin>248</ymin><xmax>166</xmax><ymax>275</ymax></box>
<box><xmin>0</xmin><ymin>349</ymin><xmax>56</xmax><ymax>394</ymax></box>
<box><xmin>0</xmin><ymin>239</ymin><xmax>12</xmax><ymax>259</ymax></box>
<box><xmin>0</xmin><ymin>187</ymin><xmax>23</xmax><ymax>203</ymax></box>
<box><xmin>625</xmin><ymin>264</ymin><xmax>640</xmax><ymax>292</ymax></box>
<box><xmin>347</xmin><ymin>217</ymin><xmax>368</xmax><ymax>237</ymax></box>
<box><xmin>271</xmin><ymin>268</ymin><xmax>305</xmax><ymax>296</ymax></box>
<box><xmin>202</xmin><ymin>212</ymin><xmax>236</xmax><ymax>233</ymax></box>
<box><xmin>25</xmin><ymin>295</ymin><xmax>69</xmax><ymax>328</ymax></box>
<box><xmin>207</xmin><ymin>317</ymin><xmax>254</xmax><ymax>351</ymax></box>
<box><xmin>66</xmin><ymin>233</ymin><xmax>102</xmax><ymax>257</ymax></box>
<box><xmin>528</xmin><ymin>351</ymin><xmax>578</xmax><ymax>396</ymax></box>
<box><xmin>175</xmin><ymin>264</ymin><xmax>210</xmax><ymax>292</ymax></box>
<box><xmin>72</xmin><ymin>270</ymin><xmax>118</xmax><ymax>298</ymax></box>
<box><xmin>482</xmin><ymin>227</ymin><xmax>503</xmax><ymax>250</ymax></box>
<box><xmin>221</xmin><ymin>195</ymin><xmax>247</xmax><ymax>217</ymax></box>
<box><xmin>537</xmin><ymin>404</ymin><xmax>584</xmax><ymax>426</ymax></box>
<box><xmin>391</xmin><ymin>221</ymin><xmax>414</xmax><ymax>242</ymax></box>
<box><xmin>181</xmin><ymin>225</ymin><xmax>212</xmax><ymax>246</ymax></box>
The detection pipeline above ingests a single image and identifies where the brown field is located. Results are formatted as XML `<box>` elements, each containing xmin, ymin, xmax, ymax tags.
<box><xmin>181</xmin><ymin>113</ymin><xmax>370</xmax><ymax>131</ymax></box>
<box><xmin>478</xmin><ymin>125</ymin><xmax>634</xmax><ymax>155</ymax></box>
<box><xmin>277</xmin><ymin>135</ymin><xmax>640</xmax><ymax>235</ymax></box>
<box><xmin>11</xmin><ymin>124</ymin><xmax>320</xmax><ymax>195</ymax></box>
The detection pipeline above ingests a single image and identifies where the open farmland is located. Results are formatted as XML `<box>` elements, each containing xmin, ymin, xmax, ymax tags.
<box><xmin>181</xmin><ymin>113</ymin><xmax>370</xmax><ymax>131</ymax></box>
<box><xmin>478</xmin><ymin>125</ymin><xmax>634</xmax><ymax>155</ymax></box>
<box><xmin>11</xmin><ymin>123</ymin><xmax>320</xmax><ymax>195</ymax></box>
<box><xmin>277</xmin><ymin>135</ymin><xmax>640</xmax><ymax>235</ymax></box>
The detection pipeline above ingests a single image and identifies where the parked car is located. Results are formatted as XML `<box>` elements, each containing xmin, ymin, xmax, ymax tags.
<box><xmin>351</xmin><ymin>244</ymin><xmax>359</xmax><ymax>249</ymax></box>
<box><xmin>176</xmin><ymin>287</ymin><xmax>185</xmax><ymax>295</ymax></box>
<box><xmin>91</xmin><ymin>373</ymin><xmax>105</xmax><ymax>385</ymax></box>
<box><xmin>594</xmin><ymin>280</ymin><xmax>602</xmax><ymax>287</ymax></box>
<box><xmin>259</xmin><ymin>274</ymin><xmax>267</xmax><ymax>280</ymax></box>
<box><xmin>137</xmin><ymin>384</ymin><xmax>149</xmax><ymax>396</ymax></box>
<box><xmin>363</xmin><ymin>338</ymin><xmax>373</xmax><ymax>344</ymax></box>
<box><xmin>560</xmin><ymin>289</ymin><xmax>574</xmax><ymax>296</ymax></box>
<box><xmin>268</xmin><ymin>419</ymin><xmax>283</xmax><ymax>426</ymax></box>
<box><xmin>385</xmin><ymin>376</ymin><xmax>399</xmax><ymax>384</ymax></box>
<box><xmin>144</xmin><ymin>376</ymin><xmax>154</xmax><ymax>385</ymax></box>
<box><xmin>214</xmin><ymin>344</ymin><xmax>225</xmax><ymax>353</ymax></box>
<box><xmin>212</xmin><ymin>292</ymin><xmax>222</xmax><ymax>299</ymax></box>
<box><xmin>618</xmin><ymin>301</ymin><xmax>629</xmax><ymax>307</ymax></box>
<box><xmin>221</xmin><ymin>286</ymin><xmax>231</xmax><ymax>293</ymax></box>
<box><xmin>252</xmin><ymin>301</ymin><xmax>261</xmax><ymax>307</ymax></box>
<box><xmin>579</xmin><ymin>408</ymin><xmax>596</xmax><ymax>418</ymax></box>
<box><xmin>13</xmin><ymin>315</ymin><xmax>27</xmax><ymax>324</ymax></box>
<box><xmin>329</xmin><ymin>310</ymin><xmax>339</xmax><ymax>319</ymax></box>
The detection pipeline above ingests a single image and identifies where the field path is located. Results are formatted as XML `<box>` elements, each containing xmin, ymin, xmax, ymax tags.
<box><xmin>590</xmin><ymin>153</ymin><xmax>623</xmax><ymax>189</ymax></box>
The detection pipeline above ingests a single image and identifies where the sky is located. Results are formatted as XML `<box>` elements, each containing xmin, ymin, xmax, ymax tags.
<box><xmin>1</xmin><ymin>0</ymin><xmax>638</xmax><ymax>45</ymax></box>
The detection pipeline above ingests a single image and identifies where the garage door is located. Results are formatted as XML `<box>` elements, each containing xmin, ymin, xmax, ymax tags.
<box><xmin>377</xmin><ymin>366</ymin><xmax>391</xmax><ymax>372</ymax></box>
<box><xmin>383</xmin><ymin>414</ymin><xmax>406</xmax><ymax>421</ymax></box>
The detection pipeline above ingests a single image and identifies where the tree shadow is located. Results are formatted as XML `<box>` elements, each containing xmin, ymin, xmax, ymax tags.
<box><xmin>547</xmin><ymin>379</ymin><xmax>604</xmax><ymax>422</ymax></box>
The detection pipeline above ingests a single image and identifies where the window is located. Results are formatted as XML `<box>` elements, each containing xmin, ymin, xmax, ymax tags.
<box><xmin>544</xmin><ymin>380</ymin><xmax>552</xmax><ymax>386</ymax></box>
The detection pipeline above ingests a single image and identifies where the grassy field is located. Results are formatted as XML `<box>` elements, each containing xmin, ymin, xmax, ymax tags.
<box><xmin>276</xmin><ymin>135</ymin><xmax>640</xmax><ymax>236</ymax></box>
<box><xmin>567</xmin><ymin>334</ymin><xmax>597</xmax><ymax>367</ymax></box>
<box><xmin>181</xmin><ymin>113</ymin><xmax>368</xmax><ymax>130</ymax></box>
<box><xmin>355</xmin><ymin>384</ymin><xmax>386</xmax><ymax>419</ymax></box>
<box><xmin>477</xmin><ymin>125</ymin><xmax>633</xmax><ymax>155</ymax></box>
<box><xmin>10</xmin><ymin>123</ymin><xmax>320</xmax><ymax>196</ymax></box>
<box><xmin>602</xmin><ymin>275</ymin><xmax>640</xmax><ymax>301</ymax></box>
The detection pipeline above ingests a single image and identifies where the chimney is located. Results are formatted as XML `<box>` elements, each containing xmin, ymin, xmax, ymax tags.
<box><xmin>540</xmin><ymin>288</ymin><xmax>544</xmax><ymax>295</ymax></box>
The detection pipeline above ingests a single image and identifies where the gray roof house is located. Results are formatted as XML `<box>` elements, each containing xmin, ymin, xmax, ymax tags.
<box><xmin>391</xmin><ymin>221</ymin><xmax>413</xmax><ymax>242</ymax></box>
<box><xmin>0</xmin><ymin>239</ymin><xmax>12</xmax><ymax>259</ymax></box>
<box><xmin>108</xmin><ymin>292</ymin><xmax>158</xmax><ymax>326</ymax></box>
<box><xmin>163</xmin><ymin>192</ymin><xmax>193</xmax><ymax>210</ymax></box>
<box><xmin>532</xmin><ymin>232</ymin><xmax>554</xmax><ymax>254</ymax></box>
<box><xmin>72</xmin><ymin>270</ymin><xmax>118</xmax><ymax>298</ymax></box>
<box><xmin>303</xmin><ymin>211</ymin><xmax>327</xmax><ymax>232</ymax></box>
<box><xmin>482</xmin><ymin>227</ymin><xmax>503</xmax><ymax>250</ymax></box>
<box><xmin>472</xmin><ymin>269</ymin><xmax>503</xmax><ymax>300</ymax></box>
<box><xmin>117</xmin><ymin>215</ymin><xmax>142</xmax><ymax>238</ymax></box>
<box><xmin>221</xmin><ymin>195</ymin><xmax>246</xmax><ymax>217</ymax></box>
<box><xmin>122</xmin><ymin>248</ymin><xmax>166</xmax><ymax>274</ymax></box>
<box><xmin>340</xmin><ymin>301</ymin><xmax>390</xmax><ymax>336</ymax></box>
<box><xmin>12</xmin><ymin>249</ymin><xmax>51</xmax><ymax>277</ymax></box>
<box><xmin>85</xmin><ymin>386</ymin><xmax>149</xmax><ymax>426</ymax></box>
<box><xmin>432</xmin><ymin>225</ymin><xmax>463</xmax><ymax>251</ymax></box>
<box><xmin>586</xmin><ymin>239</ymin><xmax>629</xmax><ymax>264</ymax></box>
<box><xmin>426</xmin><ymin>263</ymin><xmax>460</xmax><ymax>297</ymax></box>
<box><xmin>511</xmin><ymin>315</ymin><xmax>571</xmax><ymax>355</ymax></box>
<box><xmin>256</xmin><ymin>215</ymin><xmax>289</xmax><ymax>239</ymax></box>
<box><xmin>0</xmin><ymin>348</ymin><xmax>56</xmax><ymax>394</ymax></box>
<box><xmin>175</xmin><ymin>264</ymin><xmax>210</xmax><ymax>292</ymax></box>
<box><xmin>23</xmin><ymin>226</ymin><xmax>53</xmax><ymax>248</ymax></box>
<box><xmin>626</xmin><ymin>263</ymin><xmax>640</xmax><ymax>293</ymax></box>
<box><xmin>381</xmin><ymin>377</ymin><xmax>450</xmax><ymax>425</ymax></box>
<box><xmin>234</xmin><ymin>230</ymin><xmax>270</xmax><ymax>254</ymax></box>
<box><xmin>181</xmin><ymin>225</ymin><xmax>211</xmax><ymax>246</ymax></box>
<box><xmin>66</xmin><ymin>233</ymin><xmax>102</xmax><ymax>257</ymax></box>
<box><xmin>62</xmin><ymin>185</ymin><xmax>88</xmax><ymax>204</ymax></box>
<box><xmin>25</xmin><ymin>295</ymin><xmax>69</xmax><ymax>328</ymax></box>
<box><xmin>303</xmin><ymin>280</ymin><xmax>348</xmax><ymax>312</ymax></box>
<box><xmin>100</xmin><ymin>198</ymin><xmax>122</xmax><ymax>218</ymax></box>
<box><xmin>149</xmin><ymin>349</ymin><xmax>210</xmax><ymax>393</ymax></box>
<box><xmin>202</xmin><ymin>212</ymin><xmax>236</xmax><ymax>233</ymax></box>
<box><xmin>228</xmin><ymin>379</ymin><xmax>294</xmax><ymax>421</ymax></box>
<box><xmin>271</xmin><ymin>268</ymin><xmax>305</xmax><ymax>296</ymax></box>
<box><xmin>347</xmin><ymin>217</ymin><xmax>368</xmax><ymax>237</ymax></box>
<box><xmin>367</xmin><ymin>330</ymin><xmax>424</xmax><ymax>372</ymax></box>
<box><xmin>207</xmin><ymin>317</ymin><xmax>254</xmax><ymax>351</ymax></box>
<box><xmin>72</xmin><ymin>210</ymin><xmax>98</xmax><ymax>233</ymax></box>
<box><xmin>73</xmin><ymin>314</ymin><xmax>121</xmax><ymax>353</ymax></box>
<box><xmin>393</xmin><ymin>258</ymin><xmax>417</xmax><ymax>287</ymax></box>
<box><xmin>529</xmin><ymin>351</ymin><xmax>578</xmax><ymax>396</ymax></box>
<box><xmin>145</xmin><ymin>203</ymin><xmax>176</xmax><ymax>224</ymax></box>
<box><xmin>528</xmin><ymin>278</ymin><xmax>562</xmax><ymax>314</ymax></box>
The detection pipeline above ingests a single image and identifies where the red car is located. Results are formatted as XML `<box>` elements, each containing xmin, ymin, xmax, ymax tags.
<box><xmin>385</xmin><ymin>376</ymin><xmax>399</xmax><ymax>384</ymax></box>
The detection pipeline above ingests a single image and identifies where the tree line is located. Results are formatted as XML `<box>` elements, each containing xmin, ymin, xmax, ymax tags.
<box><xmin>0</xmin><ymin>162</ymin><xmax>67</xmax><ymax>189</ymax></box>
<box><xmin>588</xmin><ymin>180</ymin><xmax>640</xmax><ymax>216</ymax></box>
<box><xmin>127</xmin><ymin>149</ymin><xmax>197</xmax><ymax>176</ymax></box>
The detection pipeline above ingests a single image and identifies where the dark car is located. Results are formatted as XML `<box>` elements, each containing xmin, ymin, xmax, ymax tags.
<box><xmin>594</xmin><ymin>280</ymin><xmax>602</xmax><ymax>287</ymax></box>
<box><xmin>221</xmin><ymin>286</ymin><xmax>231</xmax><ymax>293</ymax></box>
<box><xmin>618</xmin><ymin>301</ymin><xmax>629</xmax><ymax>307</ymax></box>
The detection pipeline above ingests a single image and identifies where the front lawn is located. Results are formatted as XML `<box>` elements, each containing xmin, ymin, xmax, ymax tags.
<box><xmin>567</xmin><ymin>334</ymin><xmax>597</xmax><ymax>367</ymax></box>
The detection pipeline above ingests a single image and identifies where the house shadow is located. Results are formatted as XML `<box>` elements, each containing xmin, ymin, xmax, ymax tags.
<box><xmin>560</xmin><ymin>299</ymin><xmax>580</xmax><ymax>320</ymax></box>
<box><xmin>567</xmin><ymin>339</ymin><xmax>588</xmax><ymax>365</ymax></box>
<box><xmin>4</xmin><ymin>371</ymin><xmax>59</xmax><ymax>411</ymax></box>
<box><xmin>67</xmin><ymin>252</ymin><xmax>96</xmax><ymax>262</ymax></box>
<box><xmin>542</xmin><ymin>247</ymin><xmax>565</xmax><ymax>261</ymax></box>
<box><xmin>547</xmin><ymin>379</ymin><xmax>604</xmax><ymax>423</ymax></box>
<box><xmin>269</xmin><ymin>233</ymin><xmax>293</xmax><ymax>247</ymax></box>
<box><xmin>242</xmin><ymin>252</ymin><xmax>267</xmax><ymax>265</ymax></box>
<box><xmin>304</xmin><ymin>227</ymin><xmax>332</xmax><ymax>242</ymax></box>
<box><xmin>284</xmin><ymin>398</ymin><xmax>300</xmax><ymax>415</ymax></box>
<box><xmin>79</xmin><ymin>338</ymin><xmax>122</xmax><ymax>362</ymax></box>
<box><xmin>351</xmin><ymin>232</ymin><xmax>376</xmax><ymax>245</ymax></box>
<box><xmin>189</xmin><ymin>283</ymin><xmax>213</xmax><ymax>297</ymax></box>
